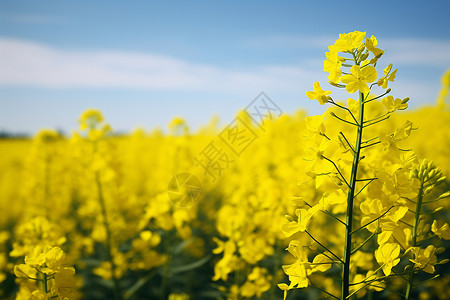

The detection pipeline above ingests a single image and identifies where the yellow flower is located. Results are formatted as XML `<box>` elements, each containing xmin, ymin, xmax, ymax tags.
<box><xmin>24</xmin><ymin>246</ymin><xmax>46</xmax><ymax>267</ymax></box>
<box><xmin>377</xmin><ymin>63</ymin><xmax>397</xmax><ymax>88</ymax></box>
<box><xmin>311</xmin><ymin>254</ymin><xmax>332</xmax><ymax>273</ymax></box>
<box><xmin>278</xmin><ymin>283</ymin><xmax>289</xmax><ymax>300</ymax></box>
<box><xmin>375</xmin><ymin>243</ymin><xmax>401</xmax><ymax>275</ymax></box>
<box><xmin>282</xmin><ymin>205</ymin><xmax>320</xmax><ymax>237</ymax></box>
<box><xmin>408</xmin><ymin>245</ymin><xmax>438</xmax><ymax>274</ymax></box>
<box><xmin>319</xmin><ymin>189</ymin><xmax>346</xmax><ymax>211</ymax></box>
<box><xmin>431</xmin><ymin>220</ymin><xmax>450</xmax><ymax>240</ymax></box>
<box><xmin>14</xmin><ymin>264</ymin><xmax>37</xmax><ymax>279</ymax></box>
<box><xmin>304</xmin><ymin>115</ymin><xmax>326</xmax><ymax>137</ymax></box>
<box><xmin>306</xmin><ymin>82</ymin><xmax>332</xmax><ymax>105</ymax></box>
<box><xmin>366</xmin><ymin>36</ymin><xmax>384</xmax><ymax>58</ymax></box>
<box><xmin>333</xmin><ymin>31</ymin><xmax>366</xmax><ymax>53</ymax></box>
<box><xmin>30</xmin><ymin>290</ymin><xmax>49</xmax><ymax>300</ymax></box>
<box><xmin>282</xmin><ymin>240</ymin><xmax>311</xmax><ymax>289</ymax></box>
<box><xmin>382</xmin><ymin>95</ymin><xmax>408</xmax><ymax>112</ymax></box>
<box><xmin>341</xmin><ymin>65</ymin><xmax>377</xmax><ymax>93</ymax></box>
<box><xmin>323</xmin><ymin>50</ymin><xmax>343</xmax><ymax>83</ymax></box>
<box><xmin>79</xmin><ymin>108</ymin><xmax>104</xmax><ymax>131</ymax></box>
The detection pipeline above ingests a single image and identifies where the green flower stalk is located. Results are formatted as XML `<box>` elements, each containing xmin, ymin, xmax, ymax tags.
<box><xmin>405</xmin><ymin>160</ymin><xmax>448</xmax><ymax>300</ymax></box>
<box><xmin>79</xmin><ymin>110</ymin><xmax>123</xmax><ymax>300</ymax></box>
<box><xmin>279</xmin><ymin>31</ymin><xmax>448</xmax><ymax>300</ymax></box>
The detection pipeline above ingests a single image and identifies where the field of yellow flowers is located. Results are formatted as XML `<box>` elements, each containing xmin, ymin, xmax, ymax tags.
<box><xmin>0</xmin><ymin>32</ymin><xmax>449</xmax><ymax>300</ymax></box>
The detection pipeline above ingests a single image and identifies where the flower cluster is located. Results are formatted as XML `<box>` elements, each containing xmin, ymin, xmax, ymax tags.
<box><xmin>280</xmin><ymin>31</ymin><xmax>449</xmax><ymax>300</ymax></box>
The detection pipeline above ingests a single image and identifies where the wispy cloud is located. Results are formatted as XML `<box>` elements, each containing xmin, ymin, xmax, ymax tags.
<box><xmin>0</xmin><ymin>38</ymin><xmax>320</xmax><ymax>92</ymax></box>
<box><xmin>0</xmin><ymin>37</ymin><xmax>443</xmax><ymax>109</ymax></box>
<box><xmin>245</xmin><ymin>35</ymin><xmax>450</xmax><ymax>67</ymax></box>
<box><xmin>383</xmin><ymin>38</ymin><xmax>450</xmax><ymax>67</ymax></box>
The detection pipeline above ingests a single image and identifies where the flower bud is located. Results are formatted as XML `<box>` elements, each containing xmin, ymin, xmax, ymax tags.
<box><xmin>401</xmin><ymin>97</ymin><xmax>410</xmax><ymax>104</ymax></box>
<box><xmin>285</xmin><ymin>215</ymin><xmax>294</xmax><ymax>222</ymax></box>
<box><xmin>424</xmin><ymin>186</ymin><xmax>434</xmax><ymax>195</ymax></box>
<box><xmin>428</xmin><ymin>169</ymin><xmax>437</xmax><ymax>179</ymax></box>
<box><xmin>360</xmin><ymin>52</ymin><xmax>369</xmax><ymax>61</ymax></box>
<box><xmin>436</xmin><ymin>247</ymin><xmax>446</xmax><ymax>255</ymax></box>
<box><xmin>357</xmin><ymin>44</ymin><xmax>365</xmax><ymax>53</ymax></box>
<box><xmin>435</xmin><ymin>177</ymin><xmax>446</xmax><ymax>186</ymax></box>
<box><xmin>418</xmin><ymin>170</ymin><xmax>425</xmax><ymax>180</ymax></box>
<box><xmin>438</xmin><ymin>191</ymin><xmax>450</xmax><ymax>199</ymax></box>
<box><xmin>432</xmin><ymin>207</ymin><xmax>444</xmax><ymax>214</ymax></box>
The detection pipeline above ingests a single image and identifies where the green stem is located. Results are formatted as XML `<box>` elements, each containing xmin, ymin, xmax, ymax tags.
<box><xmin>342</xmin><ymin>91</ymin><xmax>365</xmax><ymax>299</ymax></box>
<box><xmin>44</xmin><ymin>156</ymin><xmax>50</xmax><ymax>219</ymax></box>
<box><xmin>43</xmin><ymin>272</ymin><xmax>48</xmax><ymax>295</ymax></box>
<box><xmin>405</xmin><ymin>181</ymin><xmax>424</xmax><ymax>300</ymax></box>
<box><xmin>94</xmin><ymin>143</ymin><xmax>123</xmax><ymax>300</ymax></box>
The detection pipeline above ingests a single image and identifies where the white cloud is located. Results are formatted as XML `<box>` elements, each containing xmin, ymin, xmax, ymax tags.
<box><xmin>0</xmin><ymin>38</ymin><xmax>320</xmax><ymax>92</ymax></box>
<box><xmin>245</xmin><ymin>34</ymin><xmax>450</xmax><ymax>67</ymax></box>
<box><xmin>383</xmin><ymin>38</ymin><xmax>450</xmax><ymax>67</ymax></box>
<box><xmin>0</xmin><ymin>37</ymin><xmax>444</xmax><ymax>108</ymax></box>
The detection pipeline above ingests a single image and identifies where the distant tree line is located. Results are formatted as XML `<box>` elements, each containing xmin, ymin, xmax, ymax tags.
<box><xmin>0</xmin><ymin>131</ymin><xmax>30</xmax><ymax>138</ymax></box>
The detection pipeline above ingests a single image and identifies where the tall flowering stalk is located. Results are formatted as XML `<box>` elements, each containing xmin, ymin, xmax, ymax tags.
<box><xmin>279</xmin><ymin>31</ymin><xmax>449</xmax><ymax>300</ymax></box>
<box><xmin>77</xmin><ymin>110</ymin><xmax>123</xmax><ymax>300</ymax></box>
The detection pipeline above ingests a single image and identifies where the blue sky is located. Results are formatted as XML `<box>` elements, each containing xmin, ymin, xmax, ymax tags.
<box><xmin>1</xmin><ymin>0</ymin><xmax>449</xmax><ymax>134</ymax></box>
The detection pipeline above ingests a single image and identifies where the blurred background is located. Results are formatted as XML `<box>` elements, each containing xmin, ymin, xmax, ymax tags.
<box><xmin>1</xmin><ymin>0</ymin><xmax>450</xmax><ymax>135</ymax></box>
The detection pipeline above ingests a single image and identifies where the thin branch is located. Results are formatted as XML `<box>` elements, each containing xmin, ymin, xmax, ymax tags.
<box><xmin>364</xmin><ymin>112</ymin><xmax>391</xmax><ymax>123</ymax></box>
<box><xmin>354</xmin><ymin>179</ymin><xmax>376</xmax><ymax>198</ymax></box>
<box><xmin>350</xmin><ymin>206</ymin><xmax>395</xmax><ymax>235</ymax></box>
<box><xmin>412</xmin><ymin>274</ymin><xmax>439</xmax><ymax>286</ymax></box>
<box><xmin>346</xmin><ymin>282</ymin><xmax>371</xmax><ymax>299</ymax></box>
<box><xmin>339</xmin><ymin>132</ymin><xmax>356</xmax><ymax>153</ymax></box>
<box><xmin>423</xmin><ymin>197</ymin><xmax>445</xmax><ymax>204</ymax></box>
<box><xmin>364</xmin><ymin>89</ymin><xmax>391</xmax><ymax>104</ymax></box>
<box><xmin>330</xmin><ymin>112</ymin><xmax>359</xmax><ymax>127</ymax></box>
<box><xmin>324</xmin><ymin>209</ymin><xmax>347</xmax><ymax>226</ymax></box>
<box><xmin>356</xmin><ymin>177</ymin><xmax>378</xmax><ymax>182</ymax></box>
<box><xmin>304</xmin><ymin>201</ymin><xmax>347</xmax><ymax>226</ymax></box>
<box><xmin>330</xmin><ymin>101</ymin><xmax>359</xmax><ymax>124</ymax></box>
<box><xmin>400</xmin><ymin>196</ymin><xmax>417</xmax><ymax>204</ymax></box>
<box><xmin>350</xmin><ymin>271</ymin><xmax>410</xmax><ymax>286</ymax></box>
<box><xmin>391</xmin><ymin>270</ymin><xmax>409</xmax><ymax>282</ymax></box>
<box><xmin>417</xmin><ymin>235</ymin><xmax>437</xmax><ymax>245</ymax></box>
<box><xmin>320</xmin><ymin>251</ymin><xmax>341</xmax><ymax>266</ymax></box>
<box><xmin>392</xmin><ymin>235</ymin><xmax>407</xmax><ymax>252</ymax></box>
<box><xmin>399</xmin><ymin>220</ymin><xmax>413</xmax><ymax>227</ymax></box>
<box><xmin>363</xmin><ymin>115</ymin><xmax>391</xmax><ymax>128</ymax></box>
<box><xmin>351</xmin><ymin>229</ymin><xmax>377</xmax><ymax>254</ymax></box>
<box><xmin>361</xmin><ymin>136</ymin><xmax>379</xmax><ymax>144</ymax></box>
<box><xmin>305</xmin><ymin>230</ymin><xmax>344</xmax><ymax>264</ymax></box>
<box><xmin>322</xmin><ymin>155</ymin><xmax>350</xmax><ymax>188</ymax></box>
<box><xmin>361</xmin><ymin>141</ymin><xmax>381</xmax><ymax>149</ymax></box>
<box><xmin>369</xmin><ymin>284</ymin><xmax>406</xmax><ymax>298</ymax></box>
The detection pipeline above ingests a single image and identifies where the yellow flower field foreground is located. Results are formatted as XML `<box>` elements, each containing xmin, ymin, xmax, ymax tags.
<box><xmin>0</xmin><ymin>32</ymin><xmax>449</xmax><ymax>300</ymax></box>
